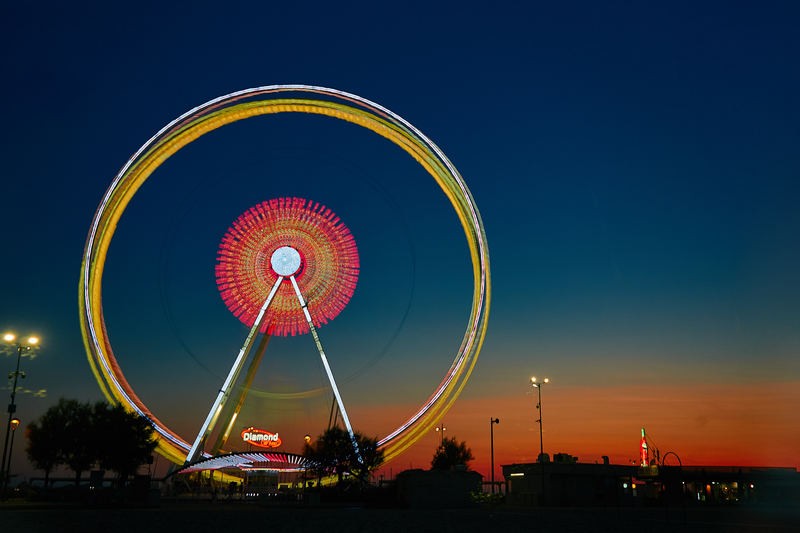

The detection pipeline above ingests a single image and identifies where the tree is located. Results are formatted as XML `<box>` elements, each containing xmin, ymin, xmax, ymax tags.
<box><xmin>26</xmin><ymin>398</ymin><xmax>156</xmax><ymax>487</ymax></box>
<box><xmin>26</xmin><ymin>398</ymin><xmax>95</xmax><ymax>486</ymax></box>
<box><xmin>349</xmin><ymin>432</ymin><xmax>383</xmax><ymax>484</ymax></box>
<box><xmin>303</xmin><ymin>427</ymin><xmax>384</xmax><ymax>486</ymax></box>
<box><xmin>60</xmin><ymin>400</ymin><xmax>96</xmax><ymax>486</ymax></box>
<box><xmin>26</xmin><ymin>413</ymin><xmax>61</xmax><ymax>488</ymax></box>
<box><xmin>431</xmin><ymin>436</ymin><xmax>474</xmax><ymax>470</ymax></box>
<box><xmin>93</xmin><ymin>402</ymin><xmax>156</xmax><ymax>484</ymax></box>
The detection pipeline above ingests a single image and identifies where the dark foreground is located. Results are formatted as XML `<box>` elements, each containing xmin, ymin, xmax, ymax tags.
<box><xmin>3</xmin><ymin>501</ymin><xmax>799</xmax><ymax>533</ymax></box>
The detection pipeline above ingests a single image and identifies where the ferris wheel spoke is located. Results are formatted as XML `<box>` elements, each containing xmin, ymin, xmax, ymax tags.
<box><xmin>288</xmin><ymin>275</ymin><xmax>362</xmax><ymax>462</ymax></box>
<box><xmin>185</xmin><ymin>275</ymin><xmax>284</xmax><ymax>464</ymax></box>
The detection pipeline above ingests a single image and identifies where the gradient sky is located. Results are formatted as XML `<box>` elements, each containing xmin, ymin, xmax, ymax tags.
<box><xmin>1</xmin><ymin>2</ymin><xmax>798</xmax><ymax>482</ymax></box>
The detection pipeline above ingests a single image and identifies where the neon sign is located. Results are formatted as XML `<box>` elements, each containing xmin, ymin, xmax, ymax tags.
<box><xmin>640</xmin><ymin>427</ymin><xmax>649</xmax><ymax>466</ymax></box>
<box><xmin>242</xmin><ymin>427</ymin><xmax>282</xmax><ymax>449</ymax></box>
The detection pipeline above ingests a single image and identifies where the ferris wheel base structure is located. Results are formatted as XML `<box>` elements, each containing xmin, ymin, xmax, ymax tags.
<box><xmin>79</xmin><ymin>85</ymin><xmax>491</xmax><ymax>467</ymax></box>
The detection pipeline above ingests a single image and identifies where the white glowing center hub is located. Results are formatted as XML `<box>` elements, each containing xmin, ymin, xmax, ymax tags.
<box><xmin>270</xmin><ymin>246</ymin><xmax>301</xmax><ymax>276</ymax></box>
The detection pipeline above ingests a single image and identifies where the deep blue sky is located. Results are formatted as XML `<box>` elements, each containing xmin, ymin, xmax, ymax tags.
<box><xmin>1</xmin><ymin>1</ymin><xmax>799</xmax><ymax>473</ymax></box>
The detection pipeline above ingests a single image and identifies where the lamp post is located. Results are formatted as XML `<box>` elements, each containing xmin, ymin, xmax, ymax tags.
<box><xmin>5</xmin><ymin>417</ymin><xmax>20</xmax><ymax>491</ymax></box>
<box><xmin>530</xmin><ymin>376</ymin><xmax>549</xmax><ymax>463</ymax></box>
<box><xmin>435</xmin><ymin>423</ymin><xmax>446</xmax><ymax>447</ymax></box>
<box><xmin>1</xmin><ymin>333</ymin><xmax>39</xmax><ymax>497</ymax></box>
<box><xmin>490</xmin><ymin>417</ymin><xmax>500</xmax><ymax>493</ymax></box>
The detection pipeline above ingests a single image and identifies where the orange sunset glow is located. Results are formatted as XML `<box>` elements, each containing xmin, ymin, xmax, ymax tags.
<box><xmin>367</xmin><ymin>379</ymin><xmax>800</xmax><ymax>479</ymax></box>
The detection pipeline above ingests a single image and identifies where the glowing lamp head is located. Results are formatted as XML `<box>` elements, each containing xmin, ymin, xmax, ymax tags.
<box><xmin>2</xmin><ymin>333</ymin><xmax>39</xmax><ymax>346</ymax></box>
<box><xmin>10</xmin><ymin>417</ymin><xmax>20</xmax><ymax>430</ymax></box>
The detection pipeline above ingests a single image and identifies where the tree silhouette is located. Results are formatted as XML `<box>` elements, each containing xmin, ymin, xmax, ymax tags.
<box><xmin>93</xmin><ymin>402</ymin><xmax>156</xmax><ymax>485</ymax></box>
<box><xmin>25</xmin><ymin>410</ymin><xmax>62</xmax><ymax>488</ymax></box>
<box><xmin>26</xmin><ymin>398</ymin><xmax>156</xmax><ymax>486</ymax></box>
<box><xmin>302</xmin><ymin>427</ymin><xmax>384</xmax><ymax>486</ymax></box>
<box><xmin>61</xmin><ymin>400</ymin><xmax>96</xmax><ymax>486</ymax></box>
<box><xmin>431</xmin><ymin>436</ymin><xmax>474</xmax><ymax>470</ymax></box>
<box><xmin>26</xmin><ymin>399</ymin><xmax>95</xmax><ymax>486</ymax></box>
<box><xmin>349</xmin><ymin>432</ymin><xmax>383</xmax><ymax>484</ymax></box>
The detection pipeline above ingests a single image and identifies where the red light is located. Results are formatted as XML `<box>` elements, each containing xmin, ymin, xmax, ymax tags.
<box><xmin>241</xmin><ymin>427</ymin><xmax>283</xmax><ymax>449</ymax></box>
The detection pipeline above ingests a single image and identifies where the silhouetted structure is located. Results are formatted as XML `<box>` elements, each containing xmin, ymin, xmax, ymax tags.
<box><xmin>396</xmin><ymin>468</ymin><xmax>482</xmax><ymax>508</ymax></box>
<box><xmin>503</xmin><ymin>457</ymin><xmax>800</xmax><ymax>507</ymax></box>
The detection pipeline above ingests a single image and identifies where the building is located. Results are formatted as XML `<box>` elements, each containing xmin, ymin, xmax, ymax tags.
<box><xmin>503</xmin><ymin>456</ymin><xmax>800</xmax><ymax>507</ymax></box>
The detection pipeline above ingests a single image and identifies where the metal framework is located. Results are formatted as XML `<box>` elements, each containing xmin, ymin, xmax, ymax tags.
<box><xmin>185</xmin><ymin>198</ymin><xmax>360</xmax><ymax>464</ymax></box>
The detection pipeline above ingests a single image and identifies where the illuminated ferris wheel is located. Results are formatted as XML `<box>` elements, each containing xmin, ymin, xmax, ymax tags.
<box><xmin>79</xmin><ymin>85</ymin><xmax>490</xmax><ymax>467</ymax></box>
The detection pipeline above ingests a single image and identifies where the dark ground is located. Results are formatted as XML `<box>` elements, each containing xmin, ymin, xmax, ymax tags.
<box><xmin>2</xmin><ymin>501</ymin><xmax>799</xmax><ymax>533</ymax></box>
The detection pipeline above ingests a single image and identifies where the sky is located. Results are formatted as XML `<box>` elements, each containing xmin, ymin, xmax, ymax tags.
<box><xmin>1</xmin><ymin>1</ymin><xmax>799</xmax><ymax>483</ymax></box>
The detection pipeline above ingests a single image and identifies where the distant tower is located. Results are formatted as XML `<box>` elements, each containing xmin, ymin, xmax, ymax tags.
<box><xmin>640</xmin><ymin>427</ymin><xmax>649</xmax><ymax>466</ymax></box>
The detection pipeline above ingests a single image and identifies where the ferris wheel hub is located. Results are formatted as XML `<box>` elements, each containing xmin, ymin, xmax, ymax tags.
<box><xmin>270</xmin><ymin>246</ymin><xmax>302</xmax><ymax>276</ymax></box>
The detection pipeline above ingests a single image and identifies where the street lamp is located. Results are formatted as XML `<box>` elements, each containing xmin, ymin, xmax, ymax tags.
<box><xmin>490</xmin><ymin>417</ymin><xmax>500</xmax><ymax>494</ymax></box>
<box><xmin>530</xmin><ymin>376</ymin><xmax>549</xmax><ymax>463</ymax></box>
<box><xmin>6</xmin><ymin>417</ymin><xmax>20</xmax><ymax>491</ymax></box>
<box><xmin>1</xmin><ymin>333</ymin><xmax>39</xmax><ymax>497</ymax></box>
<box><xmin>435</xmin><ymin>423</ymin><xmax>447</xmax><ymax>447</ymax></box>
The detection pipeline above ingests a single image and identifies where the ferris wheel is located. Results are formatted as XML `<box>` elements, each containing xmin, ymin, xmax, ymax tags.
<box><xmin>79</xmin><ymin>85</ymin><xmax>491</xmax><ymax>467</ymax></box>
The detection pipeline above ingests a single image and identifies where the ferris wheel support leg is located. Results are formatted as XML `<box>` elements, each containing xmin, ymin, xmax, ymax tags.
<box><xmin>212</xmin><ymin>333</ymin><xmax>271</xmax><ymax>455</ymax></box>
<box><xmin>185</xmin><ymin>276</ymin><xmax>284</xmax><ymax>465</ymax></box>
<box><xmin>289</xmin><ymin>275</ymin><xmax>362</xmax><ymax>463</ymax></box>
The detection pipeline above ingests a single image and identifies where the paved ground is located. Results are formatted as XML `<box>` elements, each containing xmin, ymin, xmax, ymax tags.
<box><xmin>3</xmin><ymin>501</ymin><xmax>799</xmax><ymax>532</ymax></box>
